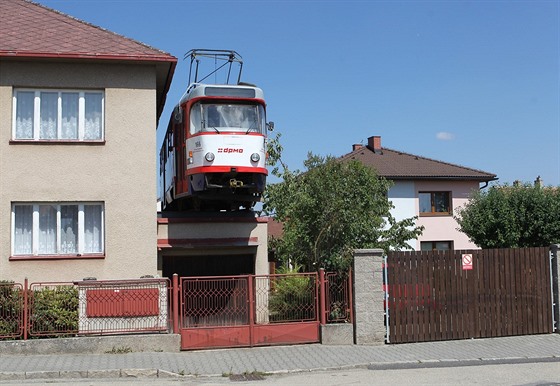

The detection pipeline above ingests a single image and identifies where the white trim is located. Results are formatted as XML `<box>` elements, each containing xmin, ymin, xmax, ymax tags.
<box><xmin>33</xmin><ymin>92</ymin><xmax>40</xmax><ymax>140</ymax></box>
<box><xmin>12</xmin><ymin>88</ymin><xmax>104</xmax><ymax>141</ymax></box>
<box><xmin>78</xmin><ymin>204</ymin><xmax>85</xmax><ymax>254</ymax></box>
<box><xmin>78</xmin><ymin>92</ymin><xmax>86</xmax><ymax>140</ymax></box>
<box><xmin>11</xmin><ymin>202</ymin><xmax>105</xmax><ymax>256</ymax></box>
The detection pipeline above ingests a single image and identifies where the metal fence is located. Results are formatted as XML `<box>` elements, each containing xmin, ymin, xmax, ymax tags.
<box><xmin>2</xmin><ymin>271</ymin><xmax>351</xmax><ymax>342</ymax></box>
<box><xmin>255</xmin><ymin>273</ymin><xmax>318</xmax><ymax>323</ymax></box>
<box><xmin>181</xmin><ymin>273</ymin><xmax>319</xmax><ymax>328</ymax></box>
<box><xmin>0</xmin><ymin>282</ymin><xmax>24</xmax><ymax>339</ymax></box>
<box><xmin>1</xmin><ymin>278</ymin><xmax>170</xmax><ymax>340</ymax></box>
<box><xmin>182</xmin><ymin>276</ymin><xmax>249</xmax><ymax>328</ymax></box>
<box><xmin>323</xmin><ymin>270</ymin><xmax>353</xmax><ymax>323</ymax></box>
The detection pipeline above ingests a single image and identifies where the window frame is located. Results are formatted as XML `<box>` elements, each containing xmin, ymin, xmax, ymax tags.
<box><xmin>12</xmin><ymin>89</ymin><xmax>105</xmax><ymax>143</ymax></box>
<box><xmin>418</xmin><ymin>191</ymin><xmax>452</xmax><ymax>216</ymax></box>
<box><xmin>10</xmin><ymin>202</ymin><xmax>105</xmax><ymax>260</ymax></box>
<box><xmin>420</xmin><ymin>241</ymin><xmax>454</xmax><ymax>251</ymax></box>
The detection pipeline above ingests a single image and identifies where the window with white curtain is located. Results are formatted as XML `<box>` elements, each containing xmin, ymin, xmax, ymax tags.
<box><xmin>12</xmin><ymin>89</ymin><xmax>104</xmax><ymax>141</ymax></box>
<box><xmin>12</xmin><ymin>203</ymin><xmax>104</xmax><ymax>256</ymax></box>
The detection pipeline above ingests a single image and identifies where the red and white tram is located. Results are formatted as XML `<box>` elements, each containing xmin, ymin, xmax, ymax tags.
<box><xmin>159</xmin><ymin>50</ymin><xmax>271</xmax><ymax>211</ymax></box>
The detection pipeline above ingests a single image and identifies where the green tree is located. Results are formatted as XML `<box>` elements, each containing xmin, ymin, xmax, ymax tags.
<box><xmin>263</xmin><ymin>152</ymin><xmax>423</xmax><ymax>272</ymax></box>
<box><xmin>455</xmin><ymin>182</ymin><xmax>560</xmax><ymax>248</ymax></box>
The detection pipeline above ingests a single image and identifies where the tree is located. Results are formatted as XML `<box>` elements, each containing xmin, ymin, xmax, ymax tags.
<box><xmin>263</xmin><ymin>151</ymin><xmax>423</xmax><ymax>272</ymax></box>
<box><xmin>454</xmin><ymin>183</ymin><xmax>560</xmax><ymax>248</ymax></box>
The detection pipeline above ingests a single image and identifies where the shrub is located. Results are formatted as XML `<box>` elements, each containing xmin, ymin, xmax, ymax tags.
<box><xmin>30</xmin><ymin>286</ymin><xmax>79</xmax><ymax>336</ymax></box>
<box><xmin>0</xmin><ymin>281</ymin><xmax>22</xmax><ymax>337</ymax></box>
<box><xmin>268</xmin><ymin>265</ymin><xmax>315</xmax><ymax>322</ymax></box>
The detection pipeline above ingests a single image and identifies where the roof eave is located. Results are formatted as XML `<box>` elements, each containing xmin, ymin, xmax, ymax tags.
<box><xmin>1</xmin><ymin>50</ymin><xmax>178</xmax><ymax>123</ymax></box>
<box><xmin>385</xmin><ymin>175</ymin><xmax>498</xmax><ymax>182</ymax></box>
<box><xmin>157</xmin><ymin>60</ymin><xmax>176</xmax><ymax>125</ymax></box>
<box><xmin>0</xmin><ymin>50</ymin><xmax>177</xmax><ymax>63</ymax></box>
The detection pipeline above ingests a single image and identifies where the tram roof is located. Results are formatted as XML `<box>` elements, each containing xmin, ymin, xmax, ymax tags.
<box><xmin>179</xmin><ymin>83</ymin><xmax>264</xmax><ymax>105</ymax></box>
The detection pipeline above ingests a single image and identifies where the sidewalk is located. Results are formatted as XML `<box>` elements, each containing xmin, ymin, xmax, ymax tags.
<box><xmin>0</xmin><ymin>334</ymin><xmax>559</xmax><ymax>381</ymax></box>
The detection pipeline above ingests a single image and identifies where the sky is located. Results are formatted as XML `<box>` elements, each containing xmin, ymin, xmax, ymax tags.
<box><xmin>38</xmin><ymin>0</ymin><xmax>560</xmax><ymax>187</ymax></box>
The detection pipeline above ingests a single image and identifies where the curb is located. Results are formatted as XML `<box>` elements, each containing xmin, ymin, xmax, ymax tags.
<box><xmin>2</xmin><ymin>356</ymin><xmax>559</xmax><ymax>382</ymax></box>
<box><xmin>0</xmin><ymin>368</ymin><xmax>187</xmax><ymax>381</ymax></box>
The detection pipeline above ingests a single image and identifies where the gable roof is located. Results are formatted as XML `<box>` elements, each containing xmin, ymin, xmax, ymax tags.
<box><xmin>0</xmin><ymin>0</ymin><xmax>177</xmax><ymax>121</ymax></box>
<box><xmin>341</xmin><ymin>141</ymin><xmax>497</xmax><ymax>182</ymax></box>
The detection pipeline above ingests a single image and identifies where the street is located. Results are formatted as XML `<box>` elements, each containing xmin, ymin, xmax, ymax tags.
<box><xmin>1</xmin><ymin>360</ymin><xmax>559</xmax><ymax>386</ymax></box>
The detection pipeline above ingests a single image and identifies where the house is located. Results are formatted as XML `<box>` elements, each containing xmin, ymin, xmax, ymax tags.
<box><xmin>0</xmin><ymin>0</ymin><xmax>177</xmax><ymax>282</ymax></box>
<box><xmin>342</xmin><ymin>136</ymin><xmax>497</xmax><ymax>250</ymax></box>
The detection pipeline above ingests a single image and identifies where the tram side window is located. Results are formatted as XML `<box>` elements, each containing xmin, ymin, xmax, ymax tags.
<box><xmin>190</xmin><ymin>103</ymin><xmax>202</xmax><ymax>134</ymax></box>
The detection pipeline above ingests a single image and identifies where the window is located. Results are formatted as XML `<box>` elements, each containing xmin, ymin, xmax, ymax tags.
<box><xmin>419</xmin><ymin>191</ymin><xmax>451</xmax><ymax>215</ymax></box>
<box><xmin>12</xmin><ymin>203</ymin><xmax>104</xmax><ymax>257</ymax></box>
<box><xmin>190</xmin><ymin>102</ymin><xmax>265</xmax><ymax>134</ymax></box>
<box><xmin>421</xmin><ymin>241</ymin><xmax>453</xmax><ymax>251</ymax></box>
<box><xmin>13</xmin><ymin>89</ymin><xmax>104</xmax><ymax>141</ymax></box>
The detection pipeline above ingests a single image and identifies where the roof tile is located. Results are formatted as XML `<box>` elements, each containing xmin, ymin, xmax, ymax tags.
<box><xmin>0</xmin><ymin>0</ymin><xmax>174</xmax><ymax>62</ymax></box>
<box><xmin>342</xmin><ymin>145</ymin><xmax>497</xmax><ymax>181</ymax></box>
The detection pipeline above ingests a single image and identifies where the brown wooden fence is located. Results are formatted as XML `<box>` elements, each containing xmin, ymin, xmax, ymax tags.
<box><xmin>386</xmin><ymin>247</ymin><xmax>554</xmax><ymax>344</ymax></box>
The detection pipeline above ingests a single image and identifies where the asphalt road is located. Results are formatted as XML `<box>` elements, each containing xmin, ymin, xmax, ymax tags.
<box><xmin>1</xmin><ymin>360</ymin><xmax>559</xmax><ymax>386</ymax></box>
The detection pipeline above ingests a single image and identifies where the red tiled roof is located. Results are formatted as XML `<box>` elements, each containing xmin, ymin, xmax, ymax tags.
<box><xmin>267</xmin><ymin>217</ymin><xmax>284</xmax><ymax>239</ymax></box>
<box><xmin>0</xmin><ymin>0</ymin><xmax>177</xmax><ymax>122</ymax></box>
<box><xmin>0</xmin><ymin>0</ymin><xmax>175</xmax><ymax>62</ymax></box>
<box><xmin>341</xmin><ymin>145</ymin><xmax>497</xmax><ymax>181</ymax></box>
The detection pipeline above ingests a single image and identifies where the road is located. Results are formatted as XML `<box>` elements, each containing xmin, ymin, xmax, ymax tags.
<box><xmin>2</xmin><ymin>360</ymin><xmax>559</xmax><ymax>385</ymax></box>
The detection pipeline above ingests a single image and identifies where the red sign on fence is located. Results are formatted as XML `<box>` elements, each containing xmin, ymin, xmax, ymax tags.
<box><xmin>462</xmin><ymin>254</ymin><xmax>473</xmax><ymax>270</ymax></box>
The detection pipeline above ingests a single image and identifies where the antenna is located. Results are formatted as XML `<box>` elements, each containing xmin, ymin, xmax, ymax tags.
<box><xmin>184</xmin><ymin>49</ymin><xmax>244</xmax><ymax>85</ymax></box>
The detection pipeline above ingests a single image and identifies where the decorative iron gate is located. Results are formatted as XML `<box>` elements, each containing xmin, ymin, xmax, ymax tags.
<box><xmin>385</xmin><ymin>247</ymin><xmax>554</xmax><ymax>344</ymax></box>
<box><xmin>179</xmin><ymin>273</ymin><xmax>319</xmax><ymax>350</ymax></box>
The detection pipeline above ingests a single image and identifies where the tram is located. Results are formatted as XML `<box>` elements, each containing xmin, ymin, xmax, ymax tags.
<box><xmin>159</xmin><ymin>50</ymin><xmax>272</xmax><ymax>211</ymax></box>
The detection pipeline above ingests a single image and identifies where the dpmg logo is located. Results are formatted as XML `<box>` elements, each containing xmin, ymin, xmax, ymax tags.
<box><xmin>218</xmin><ymin>148</ymin><xmax>244</xmax><ymax>153</ymax></box>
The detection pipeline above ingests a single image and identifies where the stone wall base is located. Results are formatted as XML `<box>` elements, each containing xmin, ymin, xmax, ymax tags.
<box><xmin>320</xmin><ymin>323</ymin><xmax>354</xmax><ymax>345</ymax></box>
<box><xmin>0</xmin><ymin>334</ymin><xmax>181</xmax><ymax>355</ymax></box>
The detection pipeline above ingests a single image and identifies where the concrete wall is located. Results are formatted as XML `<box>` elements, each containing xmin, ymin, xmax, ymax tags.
<box><xmin>156</xmin><ymin>214</ymin><xmax>269</xmax><ymax>277</ymax></box>
<box><xmin>353</xmin><ymin>248</ymin><xmax>385</xmax><ymax>344</ymax></box>
<box><xmin>0</xmin><ymin>60</ymin><xmax>158</xmax><ymax>282</ymax></box>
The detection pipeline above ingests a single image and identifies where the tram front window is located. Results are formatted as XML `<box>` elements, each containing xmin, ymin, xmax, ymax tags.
<box><xmin>191</xmin><ymin>103</ymin><xmax>264</xmax><ymax>134</ymax></box>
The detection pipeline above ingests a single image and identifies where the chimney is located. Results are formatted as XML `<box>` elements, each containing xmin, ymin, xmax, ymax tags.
<box><xmin>352</xmin><ymin>144</ymin><xmax>363</xmax><ymax>151</ymax></box>
<box><xmin>367</xmin><ymin>136</ymin><xmax>382</xmax><ymax>153</ymax></box>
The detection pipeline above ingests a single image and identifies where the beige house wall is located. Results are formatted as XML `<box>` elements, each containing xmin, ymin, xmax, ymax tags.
<box><xmin>0</xmin><ymin>60</ymin><xmax>158</xmax><ymax>282</ymax></box>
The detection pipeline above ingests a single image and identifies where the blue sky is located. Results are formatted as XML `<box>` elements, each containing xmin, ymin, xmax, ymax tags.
<box><xmin>39</xmin><ymin>0</ymin><xmax>560</xmax><ymax>186</ymax></box>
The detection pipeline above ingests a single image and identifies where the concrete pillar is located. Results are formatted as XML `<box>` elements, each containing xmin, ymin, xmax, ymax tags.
<box><xmin>353</xmin><ymin>248</ymin><xmax>385</xmax><ymax>344</ymax></box>
<box><xmin>551</xmin><ymin>244</ymin><xmax>559</xmax><ymax>334</ymax></box>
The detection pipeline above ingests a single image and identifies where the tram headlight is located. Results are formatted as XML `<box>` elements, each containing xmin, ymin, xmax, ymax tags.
<box><xmin>250</xmin><ymin>153</ymin><xmax>260</xmax><ymax>162</ymax></box>
<box><xmin>205</xmin><ymin>152</ymin><xmax>215</xmax><ymax>162</ymax></box>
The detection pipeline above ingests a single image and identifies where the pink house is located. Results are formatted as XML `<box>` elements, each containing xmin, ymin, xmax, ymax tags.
<box><xmin>343</xmin><ymin>136</ymin><xmax>497</xmax><ymax>250</ymax></box>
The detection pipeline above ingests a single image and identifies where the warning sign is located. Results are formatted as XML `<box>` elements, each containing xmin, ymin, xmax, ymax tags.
<box><xmin>462</xmin><ymin>254</ymin><xmax>473</xmax><ymax>270</ymax></box>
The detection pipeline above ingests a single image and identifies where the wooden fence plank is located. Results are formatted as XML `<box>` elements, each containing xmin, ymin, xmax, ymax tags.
<box><xmin>503</xmin><ymin>248</ymin><xmax>514</xmax><ymax>336</ymax></box>
<box><xmin>386</xmin><ymin>247</ymin><xmax>552</xmax><ymax>344</ymax></box>
<box><xmin>469</xmin><ymin>249</ymin><xmax>480</xmax><ymax>338</ymax></box>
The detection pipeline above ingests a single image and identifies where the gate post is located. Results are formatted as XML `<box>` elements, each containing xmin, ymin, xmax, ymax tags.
<box><xmin>23</xmin><ymin>278</ymin><xmax>28</xmax><ymax>341</ymax></box>
<box><xmin>248</xmin><ymin>275</ymin><xmax>255</xmax><ymax>347</ymax></box>
<box><xmin>551</xmin><ymin>244</ymin><xmax>559</xmax><ymax>333</ymax></box>
<box><xmin>172</xmin><ymin>274</ymin><xmax>179</xmax><ymax>334</ymax></box>
<box><xmin>353</xmin><ymin>249</ymin><xmax>385</xmax><ymax>344</ymax></box>
<box><xmin>319</xmin><ymin>269</ymin><xmax>327</xmax><ymax>325</ymax></box>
